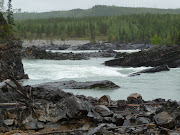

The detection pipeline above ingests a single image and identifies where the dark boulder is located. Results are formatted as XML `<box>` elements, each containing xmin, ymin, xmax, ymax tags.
<box><xmin>111</xmin><ymin>114</ymin><xmax>124</xmax><ymax>126</ymax></box>
<box><xmin>129</xmin><ymin>65</ymin><xmax>170</xmax><ymax>76</ymax></box>
<box><xmin>154</xmin><ymin>112</ymin><xmax>175</xmax><ymax>129</ymax></box>
<box><xmin>127</xmin><ymin>93</ymin><xmax>143</xmax><ymax>104</ymax></box>
<box><xmin>136</xmin><ymin>117</ymin><xmax>150</xmax><ymax>125</ymax></box>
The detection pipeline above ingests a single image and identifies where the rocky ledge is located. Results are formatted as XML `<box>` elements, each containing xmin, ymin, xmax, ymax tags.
<box><xmin>0</xmin><ymin>80</ymin><xmax>180</xmax><ymax>135</ymax></box>
<box><xmin>33</xmin><ymin>80</ymin><xmax>120</xmax><ymax>90</ymax></box>
<box><xmin>105</xmin><ymin>45</ymin><xmax>180</xmax><ymax>68</ymax></box>
<box><xmin>23</xmin><ymin>46</ymin><xmax>117</xmax><ymax>60</ymax></box>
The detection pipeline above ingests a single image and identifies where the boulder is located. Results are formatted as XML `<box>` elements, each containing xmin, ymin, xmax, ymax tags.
<box><xmin>98</xmin><ymin>95</ymin><xmax>111</xmax><ymax>104</ymax></box>
<box><xmin>127</xmin><ymin>93</ymin><xmax>143</xmax><ymax>104</ymax></box>
<box><xmin>154</xmin><ymin>112</ymin><xmax>175</xmax><ymax>129</ymax></box>
<box><xmin>111</xmin><ymin>114</ymin><xmax>124</xmax><ymax>126</ymax></box>
<box><xmin>3</xmin><ymin>119</ymin><xmax>14</xmax><ymax>126</ymax></box>
<box><xmin>129</xmin><ymin>65</ymin><xmax>170</xmax><ymax>76</ymax></box>
<box><xmin>136</xmin><ymin>117</ymin><xmax>150</xmax><ymax>125</ymax></box>
<box><xmin>94</xmin><ymin>105</ymin><xmax>113</xmax><ymax>117</ymax></box>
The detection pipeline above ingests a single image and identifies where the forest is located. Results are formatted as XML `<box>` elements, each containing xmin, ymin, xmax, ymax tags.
<box><xmin>13</xmin><ymin>5</ymin><xmax>180</xmax><ymax>20</ymax></box>
<box><xmin>15</xmin><ymin>14</ymin><xmax>180</xmax><ymax>44</ymax></box>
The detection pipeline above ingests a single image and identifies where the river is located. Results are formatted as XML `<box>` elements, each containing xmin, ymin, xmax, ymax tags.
<box><xmin>22</xmin><ymin>51</ymin><xmax>180</xmax><ymax>101</ymax></box>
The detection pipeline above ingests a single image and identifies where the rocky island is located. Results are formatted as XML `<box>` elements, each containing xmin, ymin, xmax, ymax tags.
<box><xmin>105</xmin><ymin>45</ymin><xmax>180</xmax><ymax>68</ymax></box>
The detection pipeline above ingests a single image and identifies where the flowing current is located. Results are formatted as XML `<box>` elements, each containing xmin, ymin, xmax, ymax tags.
<box><xmin>22</xmin><ymin>51</ymin><xmax>180</xmax><ymax>101</ymax></box>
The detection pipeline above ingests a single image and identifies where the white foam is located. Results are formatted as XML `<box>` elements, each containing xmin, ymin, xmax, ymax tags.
<box><xmin>46</xmin><ymin>49</ymin><xmax>140</xmax><ymax>53</ymax></box>
<box><xmin>23</xmin><ymin>59</ymin><xmax>127</xmax><ymax>80</ymax></box>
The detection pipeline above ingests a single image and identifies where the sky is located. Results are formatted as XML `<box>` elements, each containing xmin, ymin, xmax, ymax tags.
<box><xmin>3</xmin><ymin>0</ymin><xmax>180</xmax><ymax>12</ymax></box>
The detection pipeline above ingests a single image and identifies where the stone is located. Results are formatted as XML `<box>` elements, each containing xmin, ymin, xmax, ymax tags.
<box><xmin>94</xmin><ymin>105</ymin><xmax>113</xmax><ymax>117</ymax></box>
<box><xmin>123</xmin><ymin>120</ymin><xmax>131</xmax><ymax>126</ymax></box>
<box><xmin>87</xmin><ymin>110</ymin><xmax>103</xmax><ymax>122</ymax></box>
<box><xmin>136</xmin><ymin>117</ymin><xmax>150</xmax><ymax>125</ymax></box>
<box><xmin>25</xmin><ymin>121</ymin><xmax>37</xmax><ymax>130</ymax></box>
<box><xmin>23</xmin><ymin>74</ymin><xmax>29</xmax><ymax>79</ymax></box>
<box><xmin>98</xmin><ymin>95</ymin><xmax>111</xmax><ymax>104</ymax></box>
<box><xmin>126</xmin><ymin>114</ymin><xmax>137</xmax><ymax>124</ymax></box>
<box><xmin>127</xmin><ymin>93</ymin><xmax>143</xmax><ymax>104</ymax></box>
<box><xmin>87</xmin><ymin>124</ymin><xmax>106</xmax><ymax>135</ymax></box>
<box><xmin>117</xmin><ymin>100</ymin><xmax>127</xmax><ymax>107</ymax></box>
<box><xmin>112</xmin><ymin>114</ymin><xmax>124</xmax><ymax>126</ymax></box>
<box><xmin>154</xmin><ymin>112</ymin><xmax>175</xmax><ymax>129</ymax></box>
<box><xmin>4</xmin><ymin>119</ymin><xmax>14</xmax><ymax>126</ymax></box>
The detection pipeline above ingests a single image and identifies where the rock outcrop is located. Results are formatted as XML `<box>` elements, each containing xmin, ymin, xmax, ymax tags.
<box><xmin>105</xmin><ymin>45</ymin><xmax>180</xmax><ymax>68</ymax></box>
<box><xmin>0</xmin><ymin>12</ymin><xmax>24</xmax><ymax>80</ymax></box>
<box><xmin>129</xmin><ymin>65</ymin><xmax>170</xmax><ymax>76</ymax></box>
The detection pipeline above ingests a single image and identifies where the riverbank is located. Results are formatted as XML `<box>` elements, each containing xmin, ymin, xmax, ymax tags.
<box><xmin>0</xmin><ymin>80</ymin><xmax>180</xmax><ymax>134</ymax></box>
<box><xmin>22</xmin><ymin>40</ymin><xmax>154</xmax><ymax>50</ymax></box>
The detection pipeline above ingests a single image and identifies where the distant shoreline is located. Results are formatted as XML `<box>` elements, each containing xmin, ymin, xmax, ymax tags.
<box><xmin>22</xmin><ymin>40</ymin><xmax>90</xmax><ymax>47</ymax></box>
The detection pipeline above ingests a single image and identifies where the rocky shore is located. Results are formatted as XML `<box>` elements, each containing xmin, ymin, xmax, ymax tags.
<box><xmin>23</xmin><ymin>46</ymin><xmax>117</xmax><ymax>60</ymax></box>
<box><xmin>0</xmin><ymin>80</ymin><xmax>180</xmax><ymax>135</ymax></box>
<box><xmin>105</xmin><ymin>45</ymin><xmax>180</xmax><ymax>68</ymax></box>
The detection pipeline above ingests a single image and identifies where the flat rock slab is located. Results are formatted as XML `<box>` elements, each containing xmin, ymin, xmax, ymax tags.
<box><xmin>129</xmin><ymin>65</ymin><xmax>170</xmax><ymax>76</ymax></box>
<box><xmin>33</xmin><ymin>80</ymin><xmax>120</xmax><ymax>90</ymax></box>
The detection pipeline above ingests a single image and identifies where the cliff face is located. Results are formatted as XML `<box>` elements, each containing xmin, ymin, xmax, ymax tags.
<box><xmin>0</xmin><ymin>12</ymin><xmax>24</xmax><ymax>79</ymax></box>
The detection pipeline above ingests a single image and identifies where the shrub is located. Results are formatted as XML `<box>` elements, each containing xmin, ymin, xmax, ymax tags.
<box><xmin>151</xmin><ymin>35</ymin><xmax>163</xmax><ymax>45</ymax></box>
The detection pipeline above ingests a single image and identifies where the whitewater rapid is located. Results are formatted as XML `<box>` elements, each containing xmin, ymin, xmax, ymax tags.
<box><xmin>22</xmin><ymin>57</ymin><xmax>180</xmax><ymax>101</ymax></box>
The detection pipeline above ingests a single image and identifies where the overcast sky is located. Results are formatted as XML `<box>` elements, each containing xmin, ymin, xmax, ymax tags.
<box><xmin>4</xmin><ymin>0</ymin><xmax>180</xmax><ymax>12</ymax></box>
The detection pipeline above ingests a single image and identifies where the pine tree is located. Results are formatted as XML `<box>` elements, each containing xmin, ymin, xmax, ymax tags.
<box><xmin>165</xmin><ymin>32</ymin><xmax>172</xmax><ymax>46</ymax></box>
<box><xmin>175</xmin><ymin>31</ymin><xmax>180</xmax><ymax>45</ymax></box>
<box><xmin>7</xmin><ymin>0</ymin><xmax>15</xmax><ymax>29</ymax></box>
<box><xmin>89</xmin><ymin>22</ymin><xmax>96</xmax><ymax>43</ymax></box>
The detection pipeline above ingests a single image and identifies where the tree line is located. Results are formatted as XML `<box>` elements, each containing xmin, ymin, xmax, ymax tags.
<box><xmin>13</xmin><ymin>5</ymin><xmax>180</xmax><ymax>20</ymax></box>
<box><xmin>15</xmin><ymin>14</ymin><xmax>180</xmax><ymax>45</ymax></box>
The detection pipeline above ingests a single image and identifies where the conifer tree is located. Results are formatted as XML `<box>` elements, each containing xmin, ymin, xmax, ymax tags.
<box><xmin>7</xmin><ymin>0</ymin><xmax>15</xmax><ymax>29</ymax></box>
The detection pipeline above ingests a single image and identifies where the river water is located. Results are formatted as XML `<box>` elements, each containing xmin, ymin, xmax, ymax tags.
<box><xmin>22</xmin><ymin>52</ymin><xmax>180</xmax><ymax>101</ymax></box>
